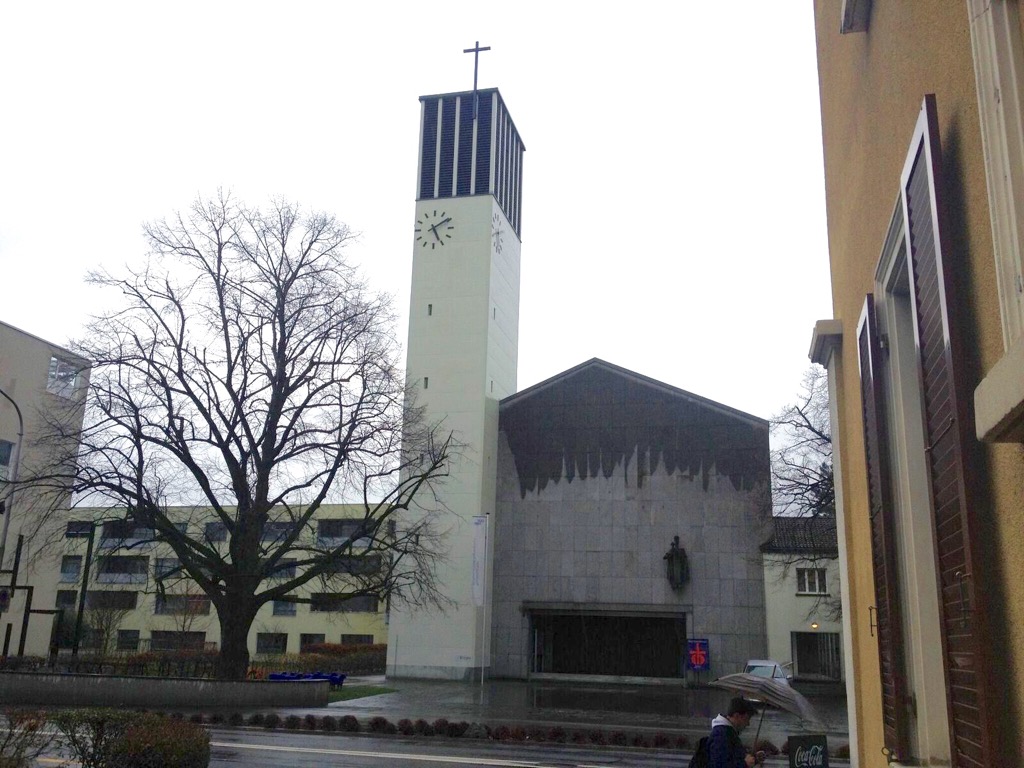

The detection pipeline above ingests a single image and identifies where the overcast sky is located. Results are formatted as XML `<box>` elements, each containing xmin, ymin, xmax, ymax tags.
<box><xmin>1</xmin><ymin>2</ymin><xmax>831</xmax><ymax>423</ymax></box>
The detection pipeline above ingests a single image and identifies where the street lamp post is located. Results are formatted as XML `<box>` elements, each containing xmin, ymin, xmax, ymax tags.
<box><xmin>0</xmin><ymin>386</ymin><xmax>24</xmax><ymax>573</ymax></box>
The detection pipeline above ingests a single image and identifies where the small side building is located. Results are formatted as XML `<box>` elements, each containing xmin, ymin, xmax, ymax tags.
<box><xmin>760</xmin><ymin>516</ymin><xmax>843</xmax><ymax>681</ymax></box>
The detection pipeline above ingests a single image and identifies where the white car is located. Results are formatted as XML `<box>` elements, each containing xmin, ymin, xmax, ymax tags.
<box><xmin>743</xmin><ymin>659</ymin><xmax>792</xmax><ymax>686</ymax></box>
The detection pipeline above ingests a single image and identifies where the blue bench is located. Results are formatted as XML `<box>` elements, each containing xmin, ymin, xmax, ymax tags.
<box><xmin>268</xmin><ymin>671</ymin><xmax>346</xmax><ymax>688</ymax></box>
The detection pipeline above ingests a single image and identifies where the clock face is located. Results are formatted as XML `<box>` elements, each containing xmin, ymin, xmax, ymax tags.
<box><xmin>491</xmin><ymin>212</ymin><xmax>504</xmax><ymax>254</ymax></box>
<box><xmin>415</xmin><ymin>209</ymin><xmax>455</xmax><ymax>250</ymax></box>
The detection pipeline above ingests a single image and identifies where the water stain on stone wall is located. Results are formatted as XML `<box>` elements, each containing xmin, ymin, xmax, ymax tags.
<box><xmin>499</xmin><ymin>364</ymin><xmax>769</xmax><ymax>499</ymax></box>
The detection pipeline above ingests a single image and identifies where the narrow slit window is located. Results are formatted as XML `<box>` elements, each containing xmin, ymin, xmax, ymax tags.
<box><xmin>428</xmin><ymin>304</ymin><xmax>432</xmax><ymax>316</ymax></box>
<box><xmin>424</xmin><ymin>377</ymin><xmax>429</xmax><ymax>390</ymax></box>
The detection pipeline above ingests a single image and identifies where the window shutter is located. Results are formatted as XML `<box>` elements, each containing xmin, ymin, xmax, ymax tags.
<box><xmin>901</xmin><ymin>94</ymin><xmax>992</xmax><ymax>768</ymax></box>
<box><xmin>857</xmin><ymin>294</ymin><xmax>911</xmax><ymax>759</ymax></box>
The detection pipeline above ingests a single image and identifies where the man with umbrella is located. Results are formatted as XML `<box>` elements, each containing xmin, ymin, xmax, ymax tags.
<box><xmin>709</xmin><ymin>697</ymin><xmax>763</xmax><ymax>768</ymax></box>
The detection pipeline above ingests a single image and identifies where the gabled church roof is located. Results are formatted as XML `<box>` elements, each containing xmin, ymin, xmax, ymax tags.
<box><xmin>499</xmin><ymin>358</ymin><xmax>769</xmax><ymax>497</ymax></box>
<box><xmin>501</xmin><ymin>358</ymin><xmax>766</xmax><ymax>428</ymax></box>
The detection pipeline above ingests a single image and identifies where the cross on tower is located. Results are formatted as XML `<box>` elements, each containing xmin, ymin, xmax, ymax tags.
<box><xmin>463</xmin><ymin>40</ymin><xmax>491</xmax><ymax>119</ymax></box>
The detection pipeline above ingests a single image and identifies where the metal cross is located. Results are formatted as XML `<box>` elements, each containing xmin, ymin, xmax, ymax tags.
<box><xmin>463</xmin><ymin>40</ymin><xmax>491</xmax><ymax>119</ymax></box>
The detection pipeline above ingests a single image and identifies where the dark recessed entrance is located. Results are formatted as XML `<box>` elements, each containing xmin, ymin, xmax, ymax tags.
<box><xmin>531</xmin><ymin>613</ymin><xmax>686</xmax><ymax>678</ymax></box>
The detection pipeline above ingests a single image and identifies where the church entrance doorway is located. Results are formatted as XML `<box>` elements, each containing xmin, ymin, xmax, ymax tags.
<box><xmin>529</xmin><ymin>611</ymin><xmax>686</xmax><ymax>678</ymax></box>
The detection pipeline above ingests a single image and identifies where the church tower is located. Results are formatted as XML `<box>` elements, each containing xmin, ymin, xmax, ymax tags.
<box><xmin>386</xmin><ymin>84</ymin><xmax>525</xmax><ymax>680</ymax></box>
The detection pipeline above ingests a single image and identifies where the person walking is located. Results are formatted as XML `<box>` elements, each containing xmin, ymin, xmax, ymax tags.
<box><xmin>708</xmin><ymin>697</ymin><xmax>761</xmax><ymax>768</ymax></box>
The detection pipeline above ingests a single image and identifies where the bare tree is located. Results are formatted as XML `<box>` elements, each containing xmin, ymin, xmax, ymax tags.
<box><xmin>770</xmin><ymin>365</ymin><xmax>834</xmax><ymax>519</ymax></box>
<box><xmin>25</xmin><ymin>194</ymin><xmax>451</xmax><ymax>678</ymax></box>
<box><xmin>82</xmin><ymin>603</ymin><xmax>134</xmax><ymax>654</ymax></box>
<box><xmin>764</xmin><ymin>365</ymin><xmax>840</xmax><ymax>620</ymax></box>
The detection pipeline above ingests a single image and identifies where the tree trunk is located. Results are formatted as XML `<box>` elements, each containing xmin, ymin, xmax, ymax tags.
<box><xmin>216</xmin><ymin>601</ymin><xmax>257</xmax><ymax>680</ymax></box>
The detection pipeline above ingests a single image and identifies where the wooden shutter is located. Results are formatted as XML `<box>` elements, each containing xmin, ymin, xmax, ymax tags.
<box><xmin>901</xmin><ymin>94</ymin><xmax>992</xmax><ymax>767</ymax></box>
<box><xmin>857</xmin><ymin>294</ymin><xmax>910</xmax><ymax>759</ymax></box>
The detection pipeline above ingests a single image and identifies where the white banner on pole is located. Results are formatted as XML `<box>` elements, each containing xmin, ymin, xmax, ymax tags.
<box><xmin>471</xmin><ymin>516</ymin><xmax>487</xmax><ymax>607</ymax></box>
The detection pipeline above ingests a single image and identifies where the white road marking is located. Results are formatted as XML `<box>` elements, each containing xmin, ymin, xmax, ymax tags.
<box><xmin>211</xmin><ymin>740</ymin><xmax>546</xmax><ymax>766</ymax></box>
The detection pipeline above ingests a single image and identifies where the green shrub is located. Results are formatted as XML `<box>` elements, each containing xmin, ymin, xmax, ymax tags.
<box><xmin>284</xmin><ymin>715</ymin><xmax>302</xmax><ymax>730</ymax></box>
<box><xmin>0</xmin><ymin>709</ymin><xmax>53</xmax><ymax>768</ymax></box>
<box><xmin>247</xmin><ymin>713</ymin><xmax>264</xmax><ymax>727</ymax></box>
<box><xmin>547</xmin><ymin>726</ymin><xmax>567</xmax><ymax>743</ymax></box>
<box><xmin>263</xmin><ymin>713</ymin><xmax>280</xmax><ymax>729</ymax></box>
<box><xmin>340</xmin><ymin>715</ymin><xmax>360</xmax><ymax>732</ymax></box>
<box><xmin>206</xmin><ymin>713</ymin><xmax>224</xmax><ymax>725</ymax></box>
<box><xmin>227</xmin><ymin>713</ymin><xmax>244</xmax><ymax>727</ymax></box>
<box><xmin>397</xmin><ymin>719</ymin><xmax>414</xmax><ymax>735</ymax></box>
<box><xmin>321</xmin><ymin>716</ymin><xmax>338</xmax><ymax>732</ymax></box>
<box><xmin>52</xmin><ymin>708</ymin><xmax>145</xmax><ymax>768</ymax></box>
<box><xmin>450</xmin><ymin>721</ymin><xmax>470</xmax><ymax>738</ymax></box>
<box><xmin>431</xmin><ymin>718</ymin><xmax>449</xmax><ymax>735</ymax></box>
<box><xmin>492</xmin><ymin>725</ymin><xmax>511</xmax><ymax>741</ymax></box>
<box><xmin>303</xmin><ymin>714</ymin><xmax>318</xmax><ymax>730</ymax></box>
<box><xmin>413</xmin><ymin>719</ymin><xmax>434</xmax><ymax>736</ymax></box>
<box><xmin>610</xmin><ymin>731</ymin><xmax>627</xmax><ymax>746</ymax></box>
<box><xmin>631</xmin><ymin>733</ymin><xmax>650</xmax><ymax>748</ymax></box>
<box><xmin>368</xmin><ymin>717</ymin><xmax>390</xmax><ymax>733</ymax></box>
<box><xmin>106</xmin><ymin>716</ymin><xmax>210</xmax><ymax>768</ymax></box>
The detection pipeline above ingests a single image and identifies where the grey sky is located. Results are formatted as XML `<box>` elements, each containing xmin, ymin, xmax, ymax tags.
<box><xmin>0</xmin><ymin>2</ymin><xmax>831</xmax><ymax>422</ymax></box>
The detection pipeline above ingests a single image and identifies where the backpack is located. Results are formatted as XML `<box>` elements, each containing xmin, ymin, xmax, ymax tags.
<box><xmin>688</xmin><ymin>736</ymin><xmax>710</xmax><ymax>768</ymax></box>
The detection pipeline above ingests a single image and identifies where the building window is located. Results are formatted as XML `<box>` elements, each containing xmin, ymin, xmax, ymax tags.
<box><xmin>96</xmin><ymin>555</ymin><xmax>148</xmax><ymax>584</ymax></box>
<box><xmin>340</xmin><ymin>634</ymin><xmax>374</xmax><ymax>645</ymax></box>
<box><xmin>154</xmin><ymin>558</ymin><xmax>181</xmax><ymax>579</ymax></box>
<box><xmin>60</xmin><ymin>556</ymin><xmax>82</xmax><ymax>583</ymax></box>
<box><xmin>299</xmin><ymin>633</ymin><xmax>325</xmax><ymax>652</ymax></box>
<box><xmin>56</xmin><ymin>590</ymin><xmax>78</xmax><ymax>611</ymax></box>
<box><xmin>310</xmin><ymin>594</ymin><xmax>379</xmax><ymax>613</ymax></box>
<box><xmin>47</xmin><ymin>356</ymin><xmax>80</xmax><ymax>398</ymax></box>
<box><xmin>117</xmin><ymin>629</ymin><xmax>141</xmax><ymax>652</ymax></box>
<box><xmin>273</xmin><ymin>599</ymin><xmax>297</xmax><ymax>616</ymax></box>
<box><xmin>85</xmin><ymin>590</ymin><xmax>138</xmax><ymax>610</ymax></box>
<box><xmin>256</xmin><ymin>632</ymin><xmax>288</xmax><ymax>655</ymax></box>
<box><xmin>154</xmin><ymin>594</ymin><xmax>211</xmax><ymax>615</ymax></box>
<box><xmin>428</xmin><ymin>303</ymin><xmax>432</xmax><ymax>316</ymax></box>
<box><xmin>269</xmin><ymin>559</ymin><xmax>297</xmax><ymax>579</ymax></box>
<box><xmin>65</xmin><ymin>521</ymin><xmax>93</xmax><ymax>539</ymax></box>
<box><xmin>150</xmin><ymin>631</ymin><xmax>205</xmax><ymax>651</ymax></box>
<box><xmin>423</xmin><ymin>376</ymin><xmax>429</xmax><ymax>389</ymax></box>
<box><xmin>262</xmin><ymin>521</ymin><xmax>299</xmax><ymax>544</ymax></box>
<box><xmin>204</xmin><ymin>521</ymin><xmax>227</xmax><ymax>542</ymax></box>
<box><xmin>796</xmin><ymin>568</ymin><xmax>828</xmax><ymax>595</ymax></box>
<box><xmin>0</xmin><ymin>440</ymin><xmax>12</xmax><ymax>482</ymax></box>
<box><xmin>325</xmin><ymin>554</ymin><xmax>381</xmax><ymax>577</ymax></box>
<box><xmin>99</xmin><ymin>521</ymin><xmax>154</xmax><ymax>548</ymax></box>
<box><xmin>317</xmin><ymin>519</ymin><xmax>370</xmax><ymax>548</ymax></box>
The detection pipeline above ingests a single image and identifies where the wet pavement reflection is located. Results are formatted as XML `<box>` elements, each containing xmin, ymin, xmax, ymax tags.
<box><xmin>323</xmin><ymin>676</ymin><xmax>850</xmax><ymax>745</ymax></box>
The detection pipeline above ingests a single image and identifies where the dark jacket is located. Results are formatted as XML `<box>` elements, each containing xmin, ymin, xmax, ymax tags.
<box><xmin>708</xmin><ymin>715</ymin><xmax>746</xmax><ymax>768</ymax></box>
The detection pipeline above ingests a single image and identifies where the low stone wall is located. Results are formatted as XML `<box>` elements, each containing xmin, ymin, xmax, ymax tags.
<box><xmin>0</xmin><ymin>672</ymin><xmax>329</xmax><ymax>708</ymax></box>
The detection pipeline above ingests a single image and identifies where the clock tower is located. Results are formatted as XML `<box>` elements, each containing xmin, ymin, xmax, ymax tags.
<box><xmin>386</xmin><ymin>86</ymin><xmax>525</xmax><ymax>680</ymax></box>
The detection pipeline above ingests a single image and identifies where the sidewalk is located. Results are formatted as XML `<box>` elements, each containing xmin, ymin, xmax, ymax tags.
<box><xmin>306</xmin><ymin>675</ymin><xmax>850</xmax><ymax>746</ymax></box>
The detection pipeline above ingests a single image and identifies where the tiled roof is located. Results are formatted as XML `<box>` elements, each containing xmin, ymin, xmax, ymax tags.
<box><xmin>760</xmin><ymin>515</ymin><xmax>838</xmax><ymax>555</ymax></box>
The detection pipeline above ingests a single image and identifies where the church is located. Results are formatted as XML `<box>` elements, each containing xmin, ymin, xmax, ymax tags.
<box><xmin>386</xmin><ymin>80</ymin><xmax>770</xmax><ymax>682</ymax></box>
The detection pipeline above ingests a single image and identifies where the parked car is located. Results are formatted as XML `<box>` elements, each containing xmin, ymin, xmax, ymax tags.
<box><xmin>743</xmin><ymin>659</ymin><xmax>792</xmax><ymax>686</ymax></box>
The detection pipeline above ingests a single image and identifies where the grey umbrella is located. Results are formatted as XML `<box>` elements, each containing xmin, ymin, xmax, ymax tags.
<box><xmin>710</xmin><ymin>673</ymin><xmax>823</xmax><ymax>746</ymax></box>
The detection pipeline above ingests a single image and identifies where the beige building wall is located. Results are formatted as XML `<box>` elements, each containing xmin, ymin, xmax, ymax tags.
<box><xmin>0</xmin><ymin>320</ymin><xmax>89</xmax><ymax>657</ymax></box>
<box><xmin>54</xmin><ymin>504</ymin><xmax>387</xmax><ymax>658</ymax></box>
<box><xmin>813</xmin><ymin>1</ymin><xmax>1024</xmax><ymax>764</ymax></box>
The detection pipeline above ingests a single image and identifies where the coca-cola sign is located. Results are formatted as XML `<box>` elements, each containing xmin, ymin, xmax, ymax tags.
<box><xmin>788</xmin><ymin>735</ymin><xmax>829</xmax><ymax>768</ymax></box>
